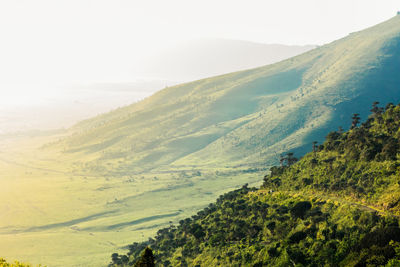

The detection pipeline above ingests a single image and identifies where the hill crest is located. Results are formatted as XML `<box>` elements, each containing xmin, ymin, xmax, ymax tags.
<box><xmin>58</xmin><ymin>16</ymin><xmax>400</xmax><ymax>174</ymax></box>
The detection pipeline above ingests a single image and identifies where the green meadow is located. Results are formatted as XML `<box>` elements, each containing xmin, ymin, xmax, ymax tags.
<box><xmin>0</xmin><ymin>135</ymin><xmax>262</xmax><ymax>266</ymax></box>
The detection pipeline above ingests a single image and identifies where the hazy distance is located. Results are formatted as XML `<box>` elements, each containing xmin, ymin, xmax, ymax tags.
<box><xmin>138</xmin><ymin>39</ymin><xmax>315</xmax><ymax>81</ymax></box>
<box><xmin>1</xmin><ymin>0</ymin><xmax>400</xmax><ymax>133</ymax></box>
<box><xmin>0</xmin><ymin>40</ymin><xmax>315</xmax><ymax>133</ymax></box>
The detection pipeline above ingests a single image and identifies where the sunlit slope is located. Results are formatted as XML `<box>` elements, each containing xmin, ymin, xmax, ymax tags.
<box><xmin>59</xmin><ymin>16</ymin><xmax>400</xmax><ymax>174</ymax></box>
<box><xmin>178</xmin><ymin>15</ymin><xmax>400</xmax><ymax>168</ymax></box>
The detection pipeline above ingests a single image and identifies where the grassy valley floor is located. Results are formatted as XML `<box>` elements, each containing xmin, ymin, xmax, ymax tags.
<box><xmin>0</xmin><ymin>134</ymin><xmax>262</xmax><ymax>266</ymax></box>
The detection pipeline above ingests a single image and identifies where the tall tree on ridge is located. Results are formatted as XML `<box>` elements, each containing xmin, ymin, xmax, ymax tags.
<box><xmin>351</xmin><ymin>113</ymin><xmax>361</xmax><ymax>129</ymax></box>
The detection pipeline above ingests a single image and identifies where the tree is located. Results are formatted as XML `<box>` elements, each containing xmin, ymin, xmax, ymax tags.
<box><xmin>312</xmin><ymin>141</ymin><xmax>318</xmax><ymax>156</ymax></box>
<box><xmin>286</xmin><ymin>152</ymin><xmax>298</xmax><ymax>166</ymax></box>
<box><xmin>111</xmin><ymin>253</ymin><xmax>121</xmax><ymax>265</ymax></box>
<box><xmin>135</xmin><ymin>247</ymin><xmax>155</xmax><ymax>267</ymax></box>
<box><xmin>279</xmin><ymin>154</ymin><xmax>285</xmax><ymax>166</ymax></box>
<box><xmin>386</xmin><ymin>102</ymin><xmax>395</xmax><ymax>111</ymax></box>
<box><xmin>290</xmin><ymin>201</ymin><xmax>312</xmax><ymax>219</ymax></box>
<box><xmin>351</xmin><ymin>113</ymin><xmax>360</xmax><ymax>129</ymax></box>
<box><xmin>371</xmin><ymin>101</ymin><xmax>383</xmax><ymax>115</ymax></box>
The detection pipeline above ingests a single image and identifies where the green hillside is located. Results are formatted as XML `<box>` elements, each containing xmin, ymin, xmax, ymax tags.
<box><xmin>263</xmin><ymin>103</ymin><xmax>400</xmax><ymax>214</ymax></box>
<box><xmin>111</xmin><ymin>102</ymin><xmax>400</xmax><ymax>267</ymax></box>
<box><xmin>60</xmin><ymin>16</ymin><xmax>400</xmax><ymax>174</ymax></box>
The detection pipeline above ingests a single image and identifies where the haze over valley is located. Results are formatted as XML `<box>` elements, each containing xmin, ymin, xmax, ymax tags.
<box><xmin>0</xmin><ymin>40</ymin><xmax>314</xmax><ymax>134</ymax></box>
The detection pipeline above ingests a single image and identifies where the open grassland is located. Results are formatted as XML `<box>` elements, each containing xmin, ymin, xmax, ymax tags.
<box><xmin>0</xmin><ymin>135</ymin><xmax>261</xmax><ymax>266</ymax></box>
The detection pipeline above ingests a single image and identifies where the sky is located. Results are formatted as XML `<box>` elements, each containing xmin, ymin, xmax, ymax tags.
<box><xmin>0</xmin><ymin>0</ymin><xmax>399</xmax><ymax>104</ymax></box>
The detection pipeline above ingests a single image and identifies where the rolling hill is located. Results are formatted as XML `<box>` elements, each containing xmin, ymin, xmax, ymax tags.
<box><xmin>61</xmin><ymin>15</ymin><xmax>400</xmax><ymax>174</ymax></box>
<box><xmin>1</xmin><ymin>15</ymin><xmax>400</xmax><ymax>267</ymax></box>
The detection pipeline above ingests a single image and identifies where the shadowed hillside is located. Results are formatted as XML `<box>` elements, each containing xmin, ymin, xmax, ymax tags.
<box><xmin>60</xmin><ymin>16</ymin><xmax>400</xmax><ymax>174</ymax></box>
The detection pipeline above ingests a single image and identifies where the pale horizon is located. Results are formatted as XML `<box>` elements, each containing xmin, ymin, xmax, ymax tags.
<box><xmin>1</xmin><ymin>0</ymin><xmax>400</xmax><ymax>132</ymax></box>
<box><xmin>1</xmin><ymin>1</ymin><xmax>400</xmax><ymax>88</ymax></box>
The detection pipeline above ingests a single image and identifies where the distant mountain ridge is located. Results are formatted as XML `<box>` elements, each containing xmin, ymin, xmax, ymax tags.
<box><xmin>137</xmin><ymin>39</ymin><xmax>316</xmax><ymax>81</ymax></box>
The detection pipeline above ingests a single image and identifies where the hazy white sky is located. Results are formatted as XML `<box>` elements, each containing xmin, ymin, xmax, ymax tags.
<box><xmin>0</xmin><ymin>0</ymin><xmax>399</xmax><ymax>97</ymax></box>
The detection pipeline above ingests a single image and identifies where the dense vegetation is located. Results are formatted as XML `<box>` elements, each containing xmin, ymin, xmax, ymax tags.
<box><xmin>0</xmin><ymin>258</ymin><xmax>38</xmax><ymax>267</ymax></box>
<box><xmin>110</xmin><ymin>102</ymin><xmax>400</xmax><ymax>266</ymax></box>
<box><xmin>264</xmin><ymin>102</ymin><xmax>400</xmax><ymax>215</ymax></box>
<box><xmin>110</xmin><ymin>187</ymin><xmax>400</xmax><ymax>266</ymax></box>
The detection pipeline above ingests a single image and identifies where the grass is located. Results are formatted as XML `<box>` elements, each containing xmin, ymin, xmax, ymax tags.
<box><xmin>1</xmin><ymin>16</ymin><xmax>400</xmax><ymax>266</ymax></box>
<box><xmin>0</xmin><ymin>134</ymin><xmax>262</xmax><ymax>266</ymax></box>
<box><xmin>54</xmin><ymin>16</ymin><xmax>400</xmax><ymax>173</ymax></box>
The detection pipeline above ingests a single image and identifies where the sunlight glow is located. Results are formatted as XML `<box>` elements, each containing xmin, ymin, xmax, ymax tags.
<box><xmin>0</xmin><ymin>0</ymin><xmax>399</xmax><ymax>130</ymax></box>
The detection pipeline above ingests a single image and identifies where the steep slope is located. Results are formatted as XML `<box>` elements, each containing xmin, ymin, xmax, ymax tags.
<box><xmin>59</xmin><ymin>16</ymin><xmax>400</xmax><ymax>175</ymax></box>
<box><xmin>264</xmin><ymin>102</ymin><xmax>400</xmax><ymax>214</ymax></box>
<box><xmin>111</xmin><ymin>101</ymin><xmax>400</xmax><ymax>267</ymax></box>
